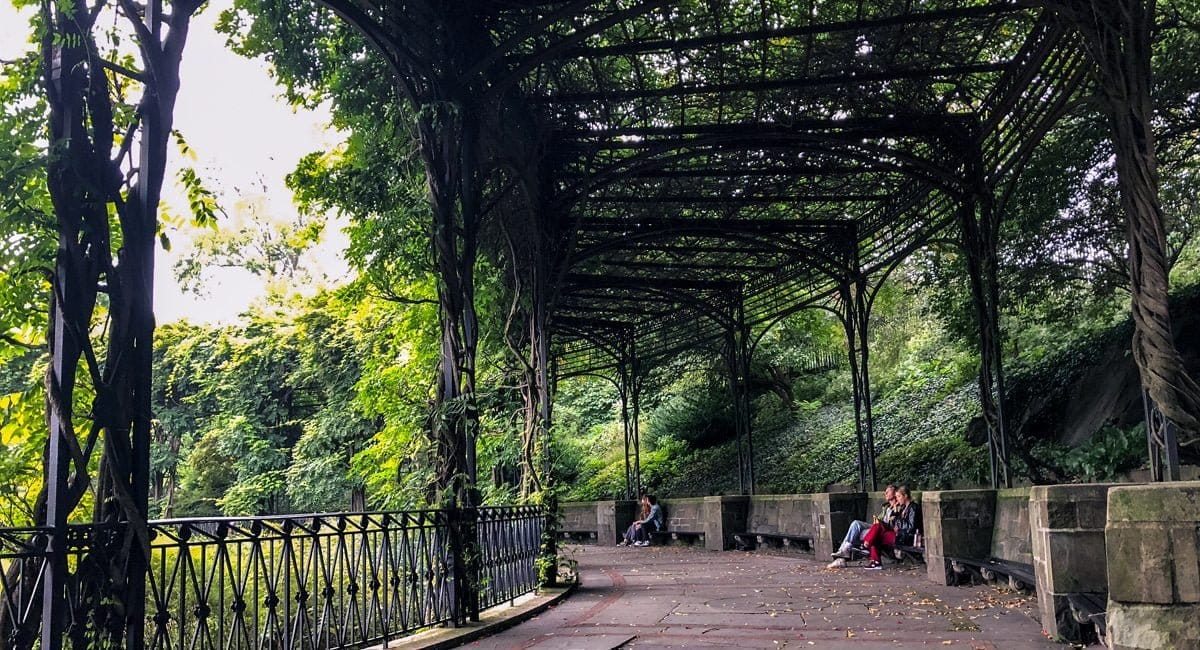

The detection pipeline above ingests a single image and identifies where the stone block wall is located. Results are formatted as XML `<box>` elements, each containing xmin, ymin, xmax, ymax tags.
<box><xmin>704</xmin><ymin>496</ymin><xmax>749</xmax><ymax>550</ymax></box>
<box><xmin>1105</xmin><ymin>481</ymin><xmax>1200</xmax><ymax>650</ymax></box>
<box><xmin>1030</xmin><ymin>483</ymin><xmax>1114</xmax><ymax>643</ymax></box>
<box><xmin>745</xmin><ymin>494</ymin><xmax>816</xmax><ymax>537</ymax></box>
<box><xmin>660</xmin><ymin>497</ymin><xmax>706</xmax><ymax>533</ymax></box>
<box><xmin>561</xmin><ymin>501</ymin><xmax>598</xmax><ymax>534</ymax></box>
<box><xmin>922</xmin><ymin>489</ymin><xmax>996</xmax><ymax>585</ymax></box>
<box><xmin>596</xmin><ymin>500</ymin><xmax>638</xmax><ymax>546</ymax></box>
<box><xmin>810</xmin><ymin>492</ymin><xmax>868</xmax><ymax>558</ymax></box>
<box><xmin>992</xmin><ymin>488</ymin><xmax>1033</xmax><ymax>565</ymax></box>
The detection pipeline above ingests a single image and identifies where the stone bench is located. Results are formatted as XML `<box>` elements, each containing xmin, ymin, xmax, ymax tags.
<box><xmin>1030</xmin><ymin>483</ymin><xmax>1114</xmax><ymax>645</ymax></box>
<box><xmin>560</xmin><ymin>529</ymin><xmax>597</xmax><ymax>543</ymax></box>
<box><xmin>649</xmin><ymin>529</ymin><xmax>705</xmax><ymax>546</ymax></box>
<box><xmin>733</xmin><ymin>532</ymin><xmax>813</xmax><ymax>552</ymax></box>
<box><xmin>1066</xmin><ymin>592</ymin><xmax>1107</xmax><ymax>646</ymax></box>
<box><xmin>949</xmin><ymin>556</ymin><xmax>1035</xmax><ymax>590</ymax></box>
<box><xmin>891</xmin><ymin>542</ymin><xmax>925</xmax><ymax>563</ymax></box>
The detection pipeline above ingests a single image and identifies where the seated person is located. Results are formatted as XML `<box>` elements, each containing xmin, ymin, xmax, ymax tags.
<box><xmin>831</xmin><ymin>484</ymin><xmax>896</xmax><ymax>561</ymax></box>
<box><xmin>620</xmin><ymin>495</ymin><xmax>652</xmax><ymax>546</ymax></box>
<box><xmin>620</xmin><ymin>494</ymin><xmax>665</xmax><ymax>547</ymax></box>
<box><xmin>861</xmin><ymin>485</ymin><xmax>920</xmax><ymax>570</ymax></box>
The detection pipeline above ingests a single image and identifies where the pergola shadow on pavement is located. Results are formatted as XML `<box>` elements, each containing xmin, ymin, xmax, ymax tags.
<box><xmin>476</xmin><ymin>545</ymin><xmax>1058</xmax><ymax>649</ymax></box>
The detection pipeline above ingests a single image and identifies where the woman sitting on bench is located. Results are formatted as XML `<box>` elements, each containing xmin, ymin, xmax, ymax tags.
<box><xmin>862</xmin><ymin>485</ymin><xmax>919</xmax><ymax>569</ymax></box>
<box><xmin>620</xmin><ymin>494</ymin><xmax>664</xmax><ymax>547</ymax></box>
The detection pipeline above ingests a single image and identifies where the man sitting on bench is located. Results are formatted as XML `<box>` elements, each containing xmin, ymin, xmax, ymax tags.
<box><xmin>862</xmin><ymin>485</ymin><xmax>920</xmax><ymax>570</ymax></box>
<box><xmin>828</xmin><ymin>484</ymin><xmax>896</xmax><ymax>568</ymax></box>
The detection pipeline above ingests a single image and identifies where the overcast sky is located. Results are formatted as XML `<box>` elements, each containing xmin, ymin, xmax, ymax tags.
<box><xmin>0</xmin><ymin>0</ymin><xmax>348</xmax><ymax>325</ymax></box>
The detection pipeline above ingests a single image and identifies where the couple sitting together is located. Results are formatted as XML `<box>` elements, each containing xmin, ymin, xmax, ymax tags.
<box><xmin>618</xmin><ymin>494</ymin><xmax>664</xmax><ymax>547</ymax></box>
<box><xmin>827</xmin><ymin>484</ymin><xmax>921</xmax><ymax>570</ymax></box>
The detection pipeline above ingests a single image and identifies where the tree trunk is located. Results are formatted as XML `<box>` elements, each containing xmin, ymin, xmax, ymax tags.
<box><xmin>1053</xmin><ymin>0</ymin><xmax>1200</xmax><ymax>452</ymax></box>
<box><xmin>26</xmin><ymin>1</ymin><xmax>200</xmax><ymax>647</ymax></box>
<box><xmin>417</xmin><ymin>100</ymin><xmax>482</xmax><ymax>505</ymax></box>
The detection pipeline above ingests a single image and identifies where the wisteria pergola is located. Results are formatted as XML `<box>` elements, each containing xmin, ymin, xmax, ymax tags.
<box><xmin>290</xmin><ymin>0</ymin><xmax>1189</xmax><ymax>500</ymax></box>
<box><xmin>20</xmin><ymin>0</ymin><xmax>1199</xmax><ymax>647</ymax></box>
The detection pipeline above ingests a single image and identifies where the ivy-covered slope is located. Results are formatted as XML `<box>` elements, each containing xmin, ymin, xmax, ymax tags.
<box><xmin>559</xmin><ymin>287</ymin><xmax>1200</xmax><ymax>501</ymax></box>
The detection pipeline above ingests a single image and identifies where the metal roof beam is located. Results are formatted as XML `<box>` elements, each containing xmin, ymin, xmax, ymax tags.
<box><xmin>537</xmin><ymin>62</ymin><xmax>1010</xmax><ymax>104</ymax></box>
<box><xmin>551</xmin><ymin>3</ymin><xmax>1030</xmax><ymax>60</ymax></box>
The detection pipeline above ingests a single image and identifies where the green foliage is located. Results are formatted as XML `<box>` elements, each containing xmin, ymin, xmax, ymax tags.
<box><xmin>875</xmin><ymin>433</ymin><xmax>989</xmax><ymax>490</ymax></box>
<box><xmin>1042</xmin><ymin>424</ymin><xmax>1147</xmax><ymax>483</ymax></box>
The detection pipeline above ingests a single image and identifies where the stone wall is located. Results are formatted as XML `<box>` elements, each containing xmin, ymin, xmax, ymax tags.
<box><xmin>811</xmin><ymin>492</ymin><xmax>867</xmax><ymax>558</ymax></box>
<box><xmin>745</xmin><ymin>494</ymin><xmax>816</xmax><ymax>537</ymax></box>
<box><xmin>991</xmin><ymin>488</ymin><xmax>1033</xmax><ymax>565</ymax></box>
<box><xmin>705</xmin><ymin>496</ymin><xmax>749</xmax><ymax>550</ymax></box>
<box><xmin>922</xmin><ymin>489</ymin><xmax>995</xmax><ymax>585</ymax></box>
<box><xmin>1030</xmin><ymin>484</ymin><xmax>1113</xmax><ymax>643</ymax></box>
<box><xmin>1105</xmin><ymin>481</ymin><xmax>1200</xmax><ymax>650</ymax></box>
<box><xmin>596</xmin><ymin>500</ymin><xmax>638</xmax><ymax>546</ymax></box>
<box><xmin>660</xmin><ymin>497</ymin><xmax>706</xmax><ymax>533</ymax></box>
<box><xmin>561</xmin><ymin>501</ymin><xmax>598</xmax><ymax>533</ymax></box>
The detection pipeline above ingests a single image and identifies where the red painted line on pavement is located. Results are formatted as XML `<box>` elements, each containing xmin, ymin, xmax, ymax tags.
<box><xmin>517</xmin><ymin>569</ymin><xmax>626</xmax><ymax>649</ymax></box>
<box><xmin>566</xmin><ymin>569</ymin><xmax>626</xmax><ymax>626</ymax></box>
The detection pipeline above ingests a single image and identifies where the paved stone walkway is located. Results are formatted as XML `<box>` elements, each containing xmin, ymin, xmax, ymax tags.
<box><xmin>468</xmin><ymin>545</ymin><xmax>1065</xmax><ymax>649</ymax></box>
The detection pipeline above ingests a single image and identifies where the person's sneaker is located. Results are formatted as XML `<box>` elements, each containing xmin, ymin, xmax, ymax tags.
<box><xmin>635</xmin><ymin>541</ymin><xmax>649</xmax><ymax>547</ymax></box>
<box><xmin>832</xmin><ymin>548</ymin><xmax>851</xmax><ymax>560</ymax></box>
<box><xmin>826</xmin><ymin>558</ymin><xmax>846</xmax><ymax>569</ymax></box>
<box><xmin>864</xmin><ymin>561</ymin><xmax>882</xmax><ymax>570</ymax></box>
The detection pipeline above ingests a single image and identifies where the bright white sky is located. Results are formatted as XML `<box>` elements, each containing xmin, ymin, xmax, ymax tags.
<box><xmin>0</xmin><ymin>0</ymin><xmax>350</xmax><ymax>325</ymax></box>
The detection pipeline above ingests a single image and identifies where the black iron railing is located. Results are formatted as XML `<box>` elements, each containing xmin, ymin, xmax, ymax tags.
<box><xmin>476</xmin><ymin>506</ymin><xmax>544</xmax><ymax>610</ymax></box>
<box><xmin>0</xmin><ymin>526</ymin><xmax>52</xmax><ymax>648</ymax></box>
<box><xmin>0</xmin><ymin>506</ymin><xmax>545</xmax><ymax>650</ymax></box>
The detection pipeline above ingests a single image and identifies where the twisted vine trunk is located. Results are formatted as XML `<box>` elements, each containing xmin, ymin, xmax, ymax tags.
<box><xmin>1053</xmin><ymin>0</ymin><xmax>1200</xmax><ymax>452</ymax></box>
<box><xmin>418</xmin><ymin>100</ymin><xmax>481</xmax><ymax>505</ymax></box>
<box><xmin>8</xmin><ymin>1</ymin><xmax>200</xmax><ymax>648</ymax></box>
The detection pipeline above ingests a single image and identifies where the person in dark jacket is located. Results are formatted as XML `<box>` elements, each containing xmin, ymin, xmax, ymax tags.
<box><xmin>861</xmin><ymin>485</ymin><xmax>920</xmax><ymax>569</ymax></box>
<box><xmin>831</xmin><ymin>484</ymin><xmax>897</xmax><ymax>562</ymax></box>
<box><xmin>620</xmin><ymin>495</ymin><xmax>652</xmax><ymax>546</ymax></box>
<box><xmin>621</xmin><ymin>495</ymin><xmax>665</xmax><ymax>546</ymax></box>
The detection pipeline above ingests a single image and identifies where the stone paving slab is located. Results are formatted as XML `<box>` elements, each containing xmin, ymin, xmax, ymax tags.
<box><xmin>466</xmin><ymin>545</ymin><xmax>1072</xmax><ymax>649</ymax></box>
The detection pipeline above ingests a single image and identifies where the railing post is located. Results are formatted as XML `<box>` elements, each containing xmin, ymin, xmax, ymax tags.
<box><xmin>539</xmin><ymin>498</ymin><xmax>559</xmax><ymax>587</ymax></box>
<box><xmin>450</xmin><ymin>491</ymin><xmax>481</xmax><ymax>625</ymax></box>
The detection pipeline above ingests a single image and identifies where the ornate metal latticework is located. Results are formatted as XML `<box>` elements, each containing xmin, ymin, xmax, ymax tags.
<box><xmin>0</xmin><ymin>528</ymin><xmax>51</xmax><ymax>649</ymax></box>
<box><xmin>1143</xmin><ymin>390</ymin><xmax>1182</xmax><ymax>482</ymax></box>
<box><xmin>475</xmin><ymin>506</ymin><xmax>545</xmax><ymax>610</ymax></box>
<box><xmin>2</xmin><ymin>508</ymin><xmax>543</xmax><ymax>650</ymax></box>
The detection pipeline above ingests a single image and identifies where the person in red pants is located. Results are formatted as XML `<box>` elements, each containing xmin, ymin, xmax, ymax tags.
<box><xmin>862</xmin><ymin>485</ymin><xmax>920</xmax><ymax>569</ymax></box>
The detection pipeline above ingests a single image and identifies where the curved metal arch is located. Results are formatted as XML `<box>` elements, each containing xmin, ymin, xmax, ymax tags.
<box><xmin>316</xmin><ymin>0</ymin><xmax>430</xmax><ymax>103</ymax></box>
<box><xmin>557</xmin><ymin>369</ymin><xmax>621</xmax><ymax>391</ymax></box>
<box><xmin>554</xmin><ymin>322</ymin><xmax>630</xmax><ymax>364</ymax></box>
<box><xmin>747</xmin><ymin>291</ymin><xmax>843</xmax><ymax>354</ymax></box>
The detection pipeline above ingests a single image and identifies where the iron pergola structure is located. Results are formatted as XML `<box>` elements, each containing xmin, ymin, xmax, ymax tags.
<box><xmin>292</xmin><ymin>0</ymin><xmax>1187</xmax><ymax>497</ymax></box>
<box><xmin>335</xmin><ymin>0</ymin><xmax>1091</xmax><ymax>497</ymax></box>
<box><xmin>21</xmin><ymin>0</ymin><xmax>1198</xmax><ymax>647</ymax></box>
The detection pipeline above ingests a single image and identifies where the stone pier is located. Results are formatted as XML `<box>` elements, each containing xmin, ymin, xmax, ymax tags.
<box><xmin>1030</xmin><ymin>483</ymin><xmax>1113</xmax><ymax>643</ymax></box>
<box><xmin>922</xmin><ymin>489</ymin><xmax>995</xmax><ymax>585</ymax></box>
<box><xmin>596</xmin><ymin>499</ymin><xmax>637</xmax><ymax>546</ymax></box>
<box><xmin>1105</xmin><ymin>481</ymin><xmax>1200</xmax><ymax>650</ymax></box>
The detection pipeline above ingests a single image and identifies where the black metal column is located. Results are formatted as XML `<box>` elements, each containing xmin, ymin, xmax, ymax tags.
<box><xmin>41</xmin><ymin>275</ymin><xmax>72</xmax><ymax>650</ymax></box>
<box><xmin>838</xmin><ymin>273</ymin><xmax>877</xmax><ymax>493</ymax></box>
<box><xmin>1142</xmin><ymin>390</ymin><xmax>1182</xmax><ymax>481</ymax></box>
<box><xmin>960</xmin><ymin>178</ymin><xmax>1012</xmax><ymax>489</ymax></box>
<box><xmin>630</xmin><ymin>344</ymin><xmax>643</xmax><ymax>498</ymax></box>
<box><xmin>617</xmin><ymin>333</ymin><xmax>643</xmax><ymax>499</ymax></box>
<box><xmin>721</xmin><ymin>293</ymin><xmax>755</xmax><ymax>495</ymax></box>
